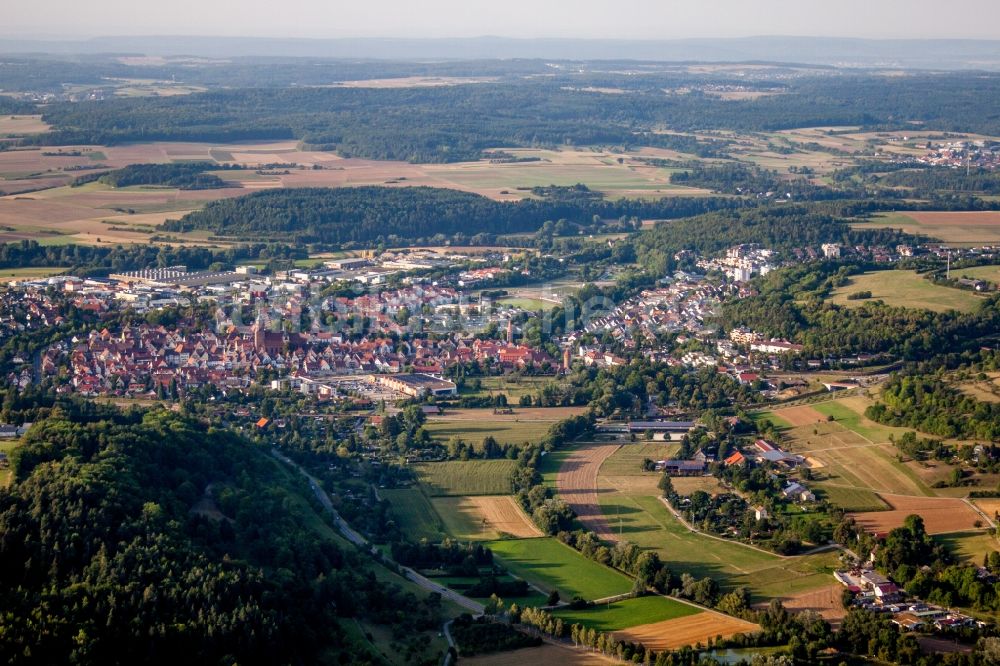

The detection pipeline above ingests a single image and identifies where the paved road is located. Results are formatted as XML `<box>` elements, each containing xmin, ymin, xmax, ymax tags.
<box><xmin>271</xmin><ymin>450</ymin><xmax>484</xmax><ymax>614</ymax></box>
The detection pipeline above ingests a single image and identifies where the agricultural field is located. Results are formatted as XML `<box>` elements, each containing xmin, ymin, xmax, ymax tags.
<box><xmin>954</xmin><ymin>265</ymin><xmax>1000</xmax><ymax>287</ymax></box>
<box><xmin>413</xmin><ymin>460</ymin><xmax>517</xmax><ymax>497</ymax></box>
<box><xmin>937</xmin><ymin>531</ymin><xmax>1000</xmax><ymax>565</ymax></box>
<box><xmin>775</xmin><ymin>585</ymin><xmax>847</xmax><ymax>627</ymax></box>
<box><xmin>972</xmin><ymin>498</ymin><xmax>1000</xmax><ymax>522</ymax></box>
<box><xmin>600</xmin><ymin>491</ymin><xmax>838</xmax><ymax>599</ymax></box>
<box><xmin>856</xmin><ymin>211</ymin><xmax>1000</xmax><ymax>246</ymax></box>
<box><xmin>460</xmin><ymin>643</ymin><xmax>613</xmax><ymax>666</ymax></box>
<box><xmin>382</xmin><ymin>488</ymin><xmax>447</xmax><ymax>541</ymax></box>
<box><xmin>0</xmin><ymin>115</ymin><xmax>50</xmax><ymax>136</ymax></box>
<box><xmin>422</xmin><ymin>407</ymin><xmax>584</xmax><ymax>448</ymax></box>
<box><xmin>0</xmin><ymin>266</ymin><xmax>70</xmax><ymax>282</ymax></box>
<box><xmin>486</xmin><ymin>537</ymin><xmax>633</xmax><ymax>601</ymax></box>
<box><xmin>552</xmin><ymin>595</ymin><xmax>699</xmax><ymax>632</ymax></box>
<box><xmin>811</xmin><ymin>396</ymin><xmax>913</xmax><ymax>443</ymax></box>
<box><xmin>471</xmin><ymin>375</ymin><xmax>556</xmax><ymax>401</ymax></box>
<box><xmin>849</xmin><ymin>495</ymin><xmax>985</xmax><ymax>535</ymax></box>
<box><xmin>613</xmin><ymin>611</ymin><xmax>759</xmax><ymax>651</ymax></box>
<box><xmin>828</xmin><ymin>270</ymin><xmax>984</xmax><ymax>313</ymax></box>
<box><xmin>556</xmin><ymin>442</ymin><xmax>621</xmax><ymax>540</ymax></box>
<box><xmin>814</xmin><ymin>485</ymin><xmax>888</xmax><ymax>512</ymax></box>
<box><xmin>430</xmin><ymin>495</ymin><xmax>541</xmax><ymax>540</ymax></box>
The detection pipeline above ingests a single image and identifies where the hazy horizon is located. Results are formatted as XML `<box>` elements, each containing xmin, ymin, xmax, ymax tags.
<box><xmin>5</xmin><ymin>0</ymin><xmax>1000</xmax><ymax>41</ymax></box>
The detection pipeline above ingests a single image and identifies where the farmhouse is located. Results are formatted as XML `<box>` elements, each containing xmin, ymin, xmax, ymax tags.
<box><xmin>375</xmin><ymin>373</ymin><xmax>457</xmax><ymax>398</ymax></box>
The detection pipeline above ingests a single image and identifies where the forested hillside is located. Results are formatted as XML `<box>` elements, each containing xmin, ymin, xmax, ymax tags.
<box><xmin>162</xmin><ymin>185</ymin><xmax>742</xmax><ymax>244</ymax></box>
<box><xmin>0</xmin><ymin>401</ymin><xmax>441</xmax><ymax>664</ymax></box>
<box><xmin>24</xmin><ymin>73</ymin><xmax>1000</xmax><ymax>162</ymax></box>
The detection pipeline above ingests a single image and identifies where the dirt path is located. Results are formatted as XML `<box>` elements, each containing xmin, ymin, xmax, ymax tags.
<box><xmin>556</xmin><ymin>443</ymin><xmax>621</xmax><ymax>542</ymax></box>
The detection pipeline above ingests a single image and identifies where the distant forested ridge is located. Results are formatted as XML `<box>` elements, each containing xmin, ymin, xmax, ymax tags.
<box><xmin>162</xmin><ymin>185</ymin><xmax>745</xmax><ymax>244</ymax></box>
<box><xmin>22</xmin><ymin>72</ymin><xmax>1000</xmax><ymax>162</ymax></box>
<box><xmin>0</xmin><ymin>402</ymin><xmax>443</xmax><ymax>664</ymax></box>
<box><xmin>72</xmin><ymin>162</ymin><xmax>228</xmax><ymax>190</ymax></box>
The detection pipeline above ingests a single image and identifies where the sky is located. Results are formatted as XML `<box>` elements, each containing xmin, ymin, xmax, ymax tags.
<box><xmin>4</xmin><ymin>0</ymin><xmax>1000</xmax><ymax>41</ymax></box>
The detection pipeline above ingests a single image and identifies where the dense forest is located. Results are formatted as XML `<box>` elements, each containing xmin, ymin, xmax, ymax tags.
<box><xmin>0</xmin><ymin>401</ymin><xmax>447</xmax><ymax>664</ymax></box>
<box><xmin>17</xmin><ymin>72</ymin><xmax>1000</xmax><ymax>162</ymax></box>
<box><xmin>633</xmin><ymin>205</ymin><xmax>915</xmax><ymax>275</ymax></box>
<box><xmin>0</xmin><ymin>239</ymin><xmax>305</xmax><ymax>273</ymax></box>
<box><xmin>717</xmin><ymin>262</ymin><xmax>1000</xmax><ymax>359</ymax></box>
<box><xmin>72</xmin><ymin>162</ymin><xmax>228</xmax><ymax>190</ymax></box>
<box><xmin>162</xmin><ymin>185</ymin><xmax>744</xmax><ymax>244</ymax></box>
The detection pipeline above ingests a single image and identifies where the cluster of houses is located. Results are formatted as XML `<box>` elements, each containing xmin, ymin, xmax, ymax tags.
<box><xmin>40</xmin><ymin>318</ymin><xmax>560</xmax><ymax>397</ymax></box>
<box><xmin>835</xmin><ymin>568</ymin><xmax>984</xmax><ymax>633</ymax></box>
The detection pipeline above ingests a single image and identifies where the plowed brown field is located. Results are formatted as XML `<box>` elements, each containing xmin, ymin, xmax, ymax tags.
<box><xmin>849</xmin><ymin>495</ymin><xmax>984</xmax><ymax>535</ymax></box>
<box><xmin>556</xmin><ymin>444</ymin><xmax>620</xmax><ymax>542</ymax></box>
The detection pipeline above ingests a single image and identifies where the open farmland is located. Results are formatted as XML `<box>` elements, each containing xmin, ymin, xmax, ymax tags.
<box><xmin>613</xmin><ymin>611</ymin><xmax>759</xmax><ymax>651</ymax></box>
<box><xmin>849</xmin><ymin>495</ymin><xmax>986</xmax><ymax>535</ymax></box>
<box><xmin>596</xmin><ymin>490</ymin><xmax>839</xmax><ymax>599</ymax></box>
<box><xmin>0</xmin><ymin>115</ymin><xmax>50</xmax><ymax>136</ymax></box>
<box><xmin>553</xmin><ymin>595</ymin><xmax>699</xmax><ymax>632</ymax></box>
<box><xmin>486</xmin><ymin>537</ymin><xmax>632</xmax><ymax>601</ymax></box>
<box><xmin>774</xmin><ymin>585</ymin><xmax>847</xmax><ymax>627</ymax></box>
<box><xmin>460</xmin><ymin>644</ymin><xmax>613</xmax><ymax>666</ymax></box>
<box><xmin>857</xmin><ymin>211</ymin><xmax>1000</xmax><ymax>246</ymax></box>
<box><xmin>828</xmin><ymin>270</ymin><xmax>984</xmax><ymax>313</ymax></box>
<box><xmin>422</xmin><ymin>407</ymin><xmax>585</xmax><ymax>448</ymax></box>
<box><xmin>937</xmin><ymin>531</ymin><xmax>1000</xmax><ymax>565</ymax></box>
<box><xmin>413</xmin><ymin>460</ymin><xmax>516</xmax><ymax>497</ymax></box>
<box><xmin>382</xmin><ymin>488</ymin><xmax>447</xmax><ymax>541</ymax></box>
<box><xmin>431</xmin><ymin>495</ymin><xmax>541</xmax><ymax>540</ymax></box>
<box><xmin>556</xmin><ymin>442</ymin><xmax>621</xmax><ymax>541</ymax></box>
<box><xmin>770</xmin><ymin>404</ymin><xmax>827</xmax><ymax>427</ymax></box>
<box><xmin>597</xmin><ymin>441</ymin><xmax>677</xmax><ymax>495</ymax></box>
<box><xmin>815</xmin><ymin>485</ymin><xmax>888</xmax><ymax>512</ymax></box>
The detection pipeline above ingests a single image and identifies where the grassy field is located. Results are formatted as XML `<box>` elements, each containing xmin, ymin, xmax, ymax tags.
<box><xmin>0</xmin><ymin>266</ymin><xmax>69</xmax><ymax>282</ymax></box>
<box><xmin>474</xmin><ymin>376</ymin><xmax>556</xmax><ymax>400</ymax></box>
<box><xmin>497</xmin><ymin>297</ymin><xmax>558</xmax><ymax>311</ymax></box>
<box><xmin>811</xmin><ymin>397</ymin><xmax>911</xmax><ymax>443</ymax></box>
<box><xmin>598</xmin><ymin>442</ymin><xmax>677</xmax><ymax>495</ymax></box>
<box><xmin>540</xmin><ymin>449</ymin><xmax>572</xmax><ymax>489</ymax></box>
<box><xmin>597</xmin><ymin>491</ymin><xmax>838</xmax><ymax>599</ymax></box>
<box><xmin>552</xmin><ymin>595</ymin><xmax>698</xmax><ymax>632</ymax></box>
<box><xmin>382</xmin><ymin>488</ymin><xmax>447</xmax><ymax>541</ymax></box>
<box><xmin>938</xmin><ymin>530</ymin><xmax>1000</xmax><ymax>565</ymax></box>
<box><xmin>750</xmin><ymin>410</ymin><xmax>793</xmax><ymax>430</ymax></box>
<box><xmin>828</xmin><ymin>270</ymin><xmax>984</xmax><ymax>313</ymax></box>
<box><xmin>0</xmin><ymin>439</ymin><xmax>19</xmax><ymax>486</ymax></box>
<box><xmin>414</xmin><ymin>460</ymin><xmax>517</xmax><ymax>496</ymax></box>
<box><xmin>857</xmin><ymin>211</ymin><xmax>1000</xmax><ymax>246</ymax></box>
<box><xmin>431</xmin><ymin>495</ymin><xmax>541</xmax><ymax>540</ymax></box>
<box><xmin>954</xmin><ymin>265</ymin><xmax>1000</xmax><ymax>286</ymax></box>
<box><xmin>486</xmin><ymin>537</ymin><xmax>633</xmax><ymax>601</ymax></box>
<box><xmin>423</xmin><ymin>419</ymin><xmax>553</xmax><ymax>447</ymax></box>
<box><xmin>814</xmin><ymin>485</ymin><xmax>888</xmax><ymax>512</ymax></box>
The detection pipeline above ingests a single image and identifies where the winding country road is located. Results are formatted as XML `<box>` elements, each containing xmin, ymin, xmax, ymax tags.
<box><xmin>271</xmin><ymin>450</ymin><xmax>484</xmax><ymax>614</ymax></box>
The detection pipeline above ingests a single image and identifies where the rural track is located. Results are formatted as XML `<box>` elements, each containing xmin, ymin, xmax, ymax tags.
<box><xmin>271</xmin><ymin>450</ymin><xmax>484</xmax><ymax>614</ymax></box>
<box><xmin>555</xmin><ymin>442</ymin><xmax>621</xmax><ymax>542</ymax></box>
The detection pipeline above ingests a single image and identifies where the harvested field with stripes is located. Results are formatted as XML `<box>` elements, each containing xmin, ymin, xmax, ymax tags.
<box><xmin>556</xmin><ymin>443</ymin><xmax>621</xmax><ymax>541</ymax></box>
<box><xmin>613</xmin><ymin>611</ymin><xmax>758</xmax><ymax>651</ymax></box>
<box><xmin>849</xmin><ymin>495</ymin><xmax>985</xmax><ymax>535</ymax></box>
<box><xmin>432</xmin><ymin>495</ymin><xmax>542</xmax><ymax>540</ymax></box>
